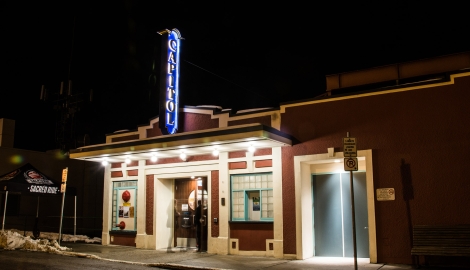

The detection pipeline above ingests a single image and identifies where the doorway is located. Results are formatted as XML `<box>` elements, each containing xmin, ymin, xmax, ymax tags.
<box><xmin>312</xmin><ymin>172</ymin><xmax>369</xmax><ymax>257</ymax></box>
<box><xmin>173</xmin><ymin>177</ymin><xmax>208</xmax><ymax>251</ymax></box>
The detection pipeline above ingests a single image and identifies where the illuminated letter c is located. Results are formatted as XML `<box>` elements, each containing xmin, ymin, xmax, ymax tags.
<box><xmin>169</xmin><ymin>40</ymin><xmax>177</xmax><ymax>52</ymax></box>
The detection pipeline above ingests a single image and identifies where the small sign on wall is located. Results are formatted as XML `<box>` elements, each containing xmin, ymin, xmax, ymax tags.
<box><xmin>253</xmin><ymin>197</ymin><xmax>260</xmax><ymax>211</ymax></box>
<box><xmin>376</xmin><ymin>188</ymin><xmax>395</xmax><ymax>201</ymax></box>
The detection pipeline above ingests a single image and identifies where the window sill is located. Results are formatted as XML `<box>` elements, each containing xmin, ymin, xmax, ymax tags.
<box><xmin>229</xmin><ymin>220</ymin><xmax>273</xmax><ymax>224</ymax></box>
<box><xmin>109</xmin><ymin>230</ymin><xmax>137</xmax><ymax>235</ymax></box>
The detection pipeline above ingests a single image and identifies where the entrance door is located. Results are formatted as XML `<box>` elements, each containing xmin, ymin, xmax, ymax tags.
<box><xmin>312</xmin><ymin>172</ymin><xmax>369</xmax><ymax>257</ymax></box>
<box><xmin>174</xmin><ymin>178</ymin><xmax>208</xmax><ymax>250</ymax></box>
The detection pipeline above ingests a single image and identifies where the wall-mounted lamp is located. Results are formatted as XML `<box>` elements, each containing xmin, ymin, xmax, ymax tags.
<box><xmin>248</xmin><ymin>144</ymin><xmax>255</xmax><ymax>153</ymax></box>
<box><xmin>212</xmin><ymin>147</ymin><xmax>219</xmax><ymax>157</ymax></box>
<box><xmin>150</xmin><ymin>153</ymin><xmax>158</xmax><ymax>162</ymax></box>
<box><xmin>125</xmin><ymin>155</ymin><xmax>131</xmax><ymax>164</ymax></box>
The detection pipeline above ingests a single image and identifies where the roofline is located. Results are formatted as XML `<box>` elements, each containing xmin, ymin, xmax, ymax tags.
<box><xmin>280</xmin><ymin>71</ymin><xmax>470</xmax><ymax>113</ymax></box>
<box><xmin>70</xmin><ymin>123</ymin><xmax>296</xmax><ymax>159</ymax></box>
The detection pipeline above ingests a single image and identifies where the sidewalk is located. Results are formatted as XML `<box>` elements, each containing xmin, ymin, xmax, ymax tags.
<box><xmin>61</xmin><ymin>242</ymin><xmax>417</xmax><ymax>270</ymax></box>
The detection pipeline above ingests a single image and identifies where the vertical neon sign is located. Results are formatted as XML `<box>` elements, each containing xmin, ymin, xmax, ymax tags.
<box><xmin>158</xmin><ymin>28</ymin><xmax>182</xmax><ymax>134</ymax></box>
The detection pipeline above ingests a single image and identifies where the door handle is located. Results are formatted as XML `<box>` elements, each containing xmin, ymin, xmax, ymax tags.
<box><xmin>203</xmin><ymin>215</ymin><xmax>207</xmax><ymax>226</ymax></box>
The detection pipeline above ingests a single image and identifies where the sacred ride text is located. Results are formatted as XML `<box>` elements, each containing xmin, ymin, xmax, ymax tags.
<box><xmin>29</xmin><ymin>185</ymin><xmax>59</xmax><ymax>194</ymax></box>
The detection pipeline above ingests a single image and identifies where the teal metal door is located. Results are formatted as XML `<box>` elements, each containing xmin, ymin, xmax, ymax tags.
<box><xmin>312</xmin><ymin>172</ymin><xmax>369</xmax><ymax>257</ymax></box>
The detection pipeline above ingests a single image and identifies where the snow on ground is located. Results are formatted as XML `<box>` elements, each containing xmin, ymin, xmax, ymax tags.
<box><xmin>0</xmin><ymin>229</ymin><xmax>101</xmax><ymax>253</ymax></box>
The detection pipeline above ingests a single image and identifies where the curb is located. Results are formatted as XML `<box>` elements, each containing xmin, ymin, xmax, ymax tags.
<box><xmin>62</xmin><ymin>251</ymin><xmax>229</xmax><ymax>270</ymax></box>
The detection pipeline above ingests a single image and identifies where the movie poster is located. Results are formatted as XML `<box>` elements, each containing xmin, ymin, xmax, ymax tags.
<box><xmin>253</xmin><ymin>197</ymin><xmax>260</xmax><ymax>211</ymax></box>
<box><xmin>116</xmin><ymin>189</ymin><xmax>136</xmax><ymax>230</ymax></box>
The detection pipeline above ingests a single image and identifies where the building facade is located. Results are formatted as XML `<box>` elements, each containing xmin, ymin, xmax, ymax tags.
<box><xmin>0</xmin><ymin>118</ymin><xmax>104</xmax><ymax>237</ymax></box>
<box><xmin>70</xmin><ymin>52</ymin><xmax>470</xmax><ymax>264</ymax></box>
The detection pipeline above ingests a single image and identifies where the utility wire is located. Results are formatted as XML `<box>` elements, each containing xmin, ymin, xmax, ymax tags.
<box><xmin>183</xmin><ymin>60</ymin><xmax>276</xmax><ymax>103</ymax></box>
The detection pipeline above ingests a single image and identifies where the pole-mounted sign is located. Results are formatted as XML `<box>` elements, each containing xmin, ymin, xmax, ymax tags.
<box><xmin>343</xmin><ymin>133</ymin><xmax>358</xmax><ymax>270</ymax></box>
<box><xmin>343</xmin><ymin>137</ymin><xmax>357</xmax><ymax>157</ymax></box>
<box><xmin>158</xmin><ymin>28</ymin><xmax>182</xmax><ymax>135</ymax></box>
<box><xmin>61</xmin><ymin>167</ymin><xmax>68</xmax><ymax>193</ymax></box>
<box><xmin>59</xmin><ymin>167</ymin><xmax>68</xmax><ymax>245</ymax></box>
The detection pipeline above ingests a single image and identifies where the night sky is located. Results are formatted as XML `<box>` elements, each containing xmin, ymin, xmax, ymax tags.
<box><xmin>2</xmin><ymin>1</ymin><xmax>469</xmax><ymax>152</ymax></box>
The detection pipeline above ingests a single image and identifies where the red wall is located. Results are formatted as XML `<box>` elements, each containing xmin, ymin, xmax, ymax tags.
<box><xmin>229</xmin><ymin>116</ymin><xmax>271</xmax><ymax>127</ymax></box>
<box><xmin>146</xmin><ymin>112</ymin><xmax>218</xmax><ymax>137</ymax></box>
<box><xmin>211</xmin><ymin>171</ymin><xmax>220</xmax><ymax>237</ymax></box>
<box><xmin>281</xmin><ymin>76</ymin><xmax>470</xmax><ymax>263</ymax></box>
<box><xmin>146</xmin><ymin>175</ymin><xmax>154</xmax><ymax>235</ymax></box>
<box><xmin>147</xmin><ymin>122</ymin><xmax>163</xmax><ymax>138</ymax></box>
<box><xmin>230</xmin><ymin>222</ymin><xmax>274</xmax><ymax>251</ymax></box>
<box><xmin>180</xmin><ymin>112</ymin><xmax>219</xmax><ymax>132</ymax></box>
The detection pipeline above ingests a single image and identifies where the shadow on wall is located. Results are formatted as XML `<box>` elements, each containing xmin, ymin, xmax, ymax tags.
<box><xmin>400</xmin><ymin>159</ymin><xmax>415</xmax><ymax>262</ymax></box>
<box><xmin>166</xmin><ymin>199</ymin><xmax>173</xmax><ymax>252</ymax></box>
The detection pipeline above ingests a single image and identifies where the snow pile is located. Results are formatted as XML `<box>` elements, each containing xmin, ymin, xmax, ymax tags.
<box><xmin>38</xmin><ymin>231</ymin><xmax>101</xmax><ymax>243</ymax></box>
<box><xmin>0</xmin><ymin>229</ymin><xmax>101</xmax><ymax>252</ymax></box>
<box><xmin>0</xmin><ymin>230</ymin><xmax>26</xmax><ymax>250</ymax></box>
<box><xmin>0</xmin><ymin>230</ymin><xmax>69</xmax><ymax>252</ymax></box>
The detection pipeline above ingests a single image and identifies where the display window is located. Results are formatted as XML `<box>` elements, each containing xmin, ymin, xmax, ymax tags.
<box><xmin>231</xmin><ymin>173</ymin><xmax>273</xmax><ymax>221</ymax></box>
<box><xmin>112</xmin><ymin>180</ymin><xmax>137</xmax><ymax>231</ymax></box>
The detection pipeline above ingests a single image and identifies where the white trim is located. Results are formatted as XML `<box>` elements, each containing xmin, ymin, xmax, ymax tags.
<box><xmin>144</xmin><ymin>168</ymin><xmax>214</xmax><ymax>251</ymax></box>
<box><xmin>137</xmin><ymin>117</ymin><xmax>160</xmax><ymax>139</ymax></box>
<box><xmin>135</xmin><ymin>160</ymin><xmax>147</xmax><ymax>247</ymax></box>
<box><xmin>272</xmin><ymin>147</ymin><xmax>284</xmax><ymax>258</ymax></box>
<box><xmin>153</xmin><ymin>176</ymin><xmax>174</xmax><ymax>249</ymax></box>
<box><xmin>294</xmin><ymin>149</ymin><xmax>377</xmax><ymax>262</ymax></box>
<box><xmin>102</xmin><ymin>164</ymin><xmax>111</xmax><ymax>245</ymax></box>
<box><xmin>216</xmin><ymin>152</ymin><xmax>229</xmax><ymax>254</ymax></box>
<box><xmin>281</xmin><ymin>72</ymin><xmax>470</xmax><ymax>113</ymax></box>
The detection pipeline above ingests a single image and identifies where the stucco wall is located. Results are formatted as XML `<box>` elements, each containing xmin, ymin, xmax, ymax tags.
<box><xmin>228</xmin><ymin>116</ymin><xmax>271</xmax><ymax>127</ymax></box>
<box><xmin>280</xmin><ymin>75</ymin><xmax>470</xmax><ymax>263</ymax></box>
<box><xmin>180</xmin><ymin>113</ymin><xmax>219</xmax><ymax>132</ymax></box>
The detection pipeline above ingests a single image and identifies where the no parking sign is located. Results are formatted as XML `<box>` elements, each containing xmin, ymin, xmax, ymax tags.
<box><xmin>344</xmin><ymin>157</ymin><xmax>358</xmax><ymax>171</ymax></box>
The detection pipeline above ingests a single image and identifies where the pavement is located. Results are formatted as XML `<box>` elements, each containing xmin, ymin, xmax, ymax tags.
<box><xmin>58</xmin><ymin>242</ymin><xmax>428</xmax><ymax>270</ymax></box>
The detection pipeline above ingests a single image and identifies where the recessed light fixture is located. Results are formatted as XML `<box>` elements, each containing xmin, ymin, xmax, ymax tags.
<box><xmin>180</xmin><ymin>150</ymin><xmax>187</xmax><ymax>161</ymax></box>
<box><xmin>101</xmin><ymin>158</ymin><xmax>109</xmax><ymax>166</ymax></box>
<box><xmin>150</xmin><ymin>153</ymin><xmax>158</xmax><ymax>162</ymax></box>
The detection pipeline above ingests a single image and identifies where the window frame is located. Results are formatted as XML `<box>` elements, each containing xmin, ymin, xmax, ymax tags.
<box><xmin>111</xmin><ymin>180</ymin><xmax>138</xmax><ymax>231</ymax></box>
<box><xmin>230</xmin><ymin>173</ymin><xmax>273</xmax><ymax>222</ymax></box>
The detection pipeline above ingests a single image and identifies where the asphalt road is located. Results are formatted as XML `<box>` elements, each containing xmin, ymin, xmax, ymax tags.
<box><xmin>0</xmin><ymin>249</ymin><xmax>168</xmax><ymax>270</ymax></box>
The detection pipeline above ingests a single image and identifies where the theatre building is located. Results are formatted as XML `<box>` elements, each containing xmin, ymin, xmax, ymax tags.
<box><xmin>69</xmin><ymin>51</ymin><xmax>470</xmax><ymax>265</ymax></box>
